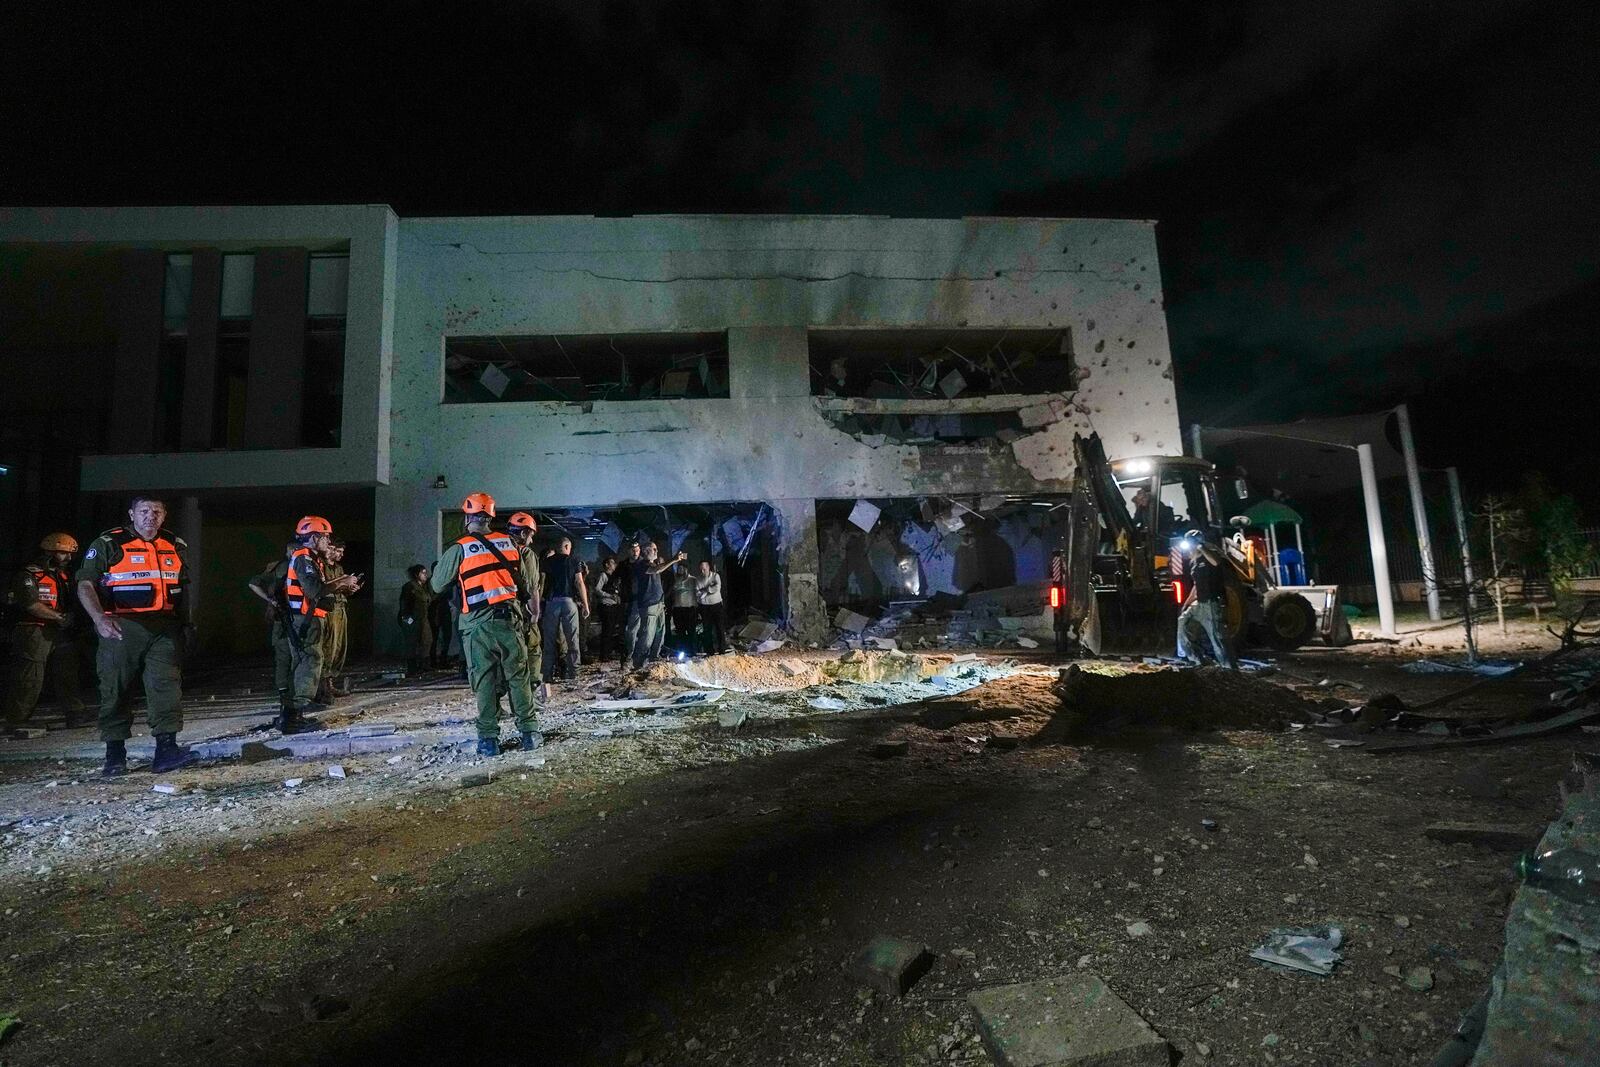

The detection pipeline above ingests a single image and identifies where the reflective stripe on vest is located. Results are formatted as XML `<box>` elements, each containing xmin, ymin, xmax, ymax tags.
<box><xmin>285</xmin><ymin>548</ymin><xmax>329</xmax><ymax>618</ymax></box>
<box><xmin>101</xmin><ymin>532</ymin><xmax>183</xmax><ymax>615</ymax></box>
<box><xmin>455</xmin><ymin>533</ymin><xmax>520</xmax><ymax>615</ymax></box>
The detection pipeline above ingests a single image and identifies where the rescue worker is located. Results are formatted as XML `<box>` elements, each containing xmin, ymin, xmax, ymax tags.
<box><xmin>429</xmin><ymin>492</ymin><xmax>540</xmax><ymax>755</ymax></box>
<box><xmin>283</xmin><ymin>516</ymin><xmax>362</xmax><ymax>733</ymax></box>
<box><xmin>504</xmin><ymin>512</ymin><xmax>550</xmax><ymax>701</ymax></box>
<box><xmin>75</xmin><ymin>496</ymin><xmax>199</xmax><ymax>775</ymax></box>
<box><xmin>3</xmin><ymin>532</ymin><xmax>89</xmax><ymax>729</ymax></box>
<box><xmin>398</xmin><ymin>565</ymin><xmax>435</xmax><ymax>674</ymax></box>
<box><xmin>1175</xmin><ymin>529</ymin><xmax>1236</xmax><ymax>670</ymax></box>
<box><xmin>318</xmin><ymin>539</ymin><xmax>351</xmax><ymax>701</ymax></box>
<box><xmin>245</xmin><ymin>541</ymin><xmax>297</xmax><ymax>722</ymax></box>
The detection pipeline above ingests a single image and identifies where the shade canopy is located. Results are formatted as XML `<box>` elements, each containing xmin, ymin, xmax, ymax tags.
<box><xmin>1245</xmin><ymin>499</ymin><xmax>1304</xmax><ymax>526</ymax></box>
<box><xmin>1199</xmin><ymin>410</ymin><xmax>1406</xmax><ymax>498</ymax></box>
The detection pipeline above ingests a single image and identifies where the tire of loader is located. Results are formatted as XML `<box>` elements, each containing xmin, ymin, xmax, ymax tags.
<box><xmin>1261</xmin><ymin>593</ymin><xmax>1318</xmax><ymax>650</ymax></box>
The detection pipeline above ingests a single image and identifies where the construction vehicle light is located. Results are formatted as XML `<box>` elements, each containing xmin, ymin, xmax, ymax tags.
<box><xmin>1122</xmin><ymin>459</ymin><xmax>1152</xmax><ymax>474</ymax></box>
<box><xmin>1172</xmin><ymin>580</ymin><xmax>1185</xmax><ymax>605</ymax></box>
<box><xmin>1176</xmin><ymin>538</ymin><xmax>1194</xmax><ymax>554</ymax></box>
<box><xmin>1049</xmin><ymin>586</ymin><xmax>1062</xmax><ymax>609</ymax></box>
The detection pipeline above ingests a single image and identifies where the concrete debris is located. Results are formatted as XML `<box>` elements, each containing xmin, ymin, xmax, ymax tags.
<box><xmin>845</xmin><ymin>936</ymin><xmax>935</xmax><ymax>996</ymax></box>
<box><xmin>808</xmin><ymin>697</ymin><xmax>848</xmax><ymax>712</ymax></box>
<box><xmin>327</xmin><ymin>765</ymin><xmax>346</xmax><ymax>779</ymax></box>
<box><xmin>587</xmin><ymin>690</ymin><xmax>725</xmax><ymax>712</ymax></box>
<box><xmin>717</xmin><ymin>708</ymin><xmax>749</xmax><ymax>730</ymax></box>
<box><xmin>1126</xmin><ymin>921</ymin><xmax>1153</xmax><ymax>937</ymax></box>
<box><xmin>833</xmin><ymin>608</ymin><xmax>872</xmax><ymax>633</ymax></box>
<box><xmin>967</xmin><ymin>973</ymin><xmax>1170</xmax><ymax>1067</ymax></box>
<box><xmin>780</xmin><ymin>658</ymin><xmax>810</xmax><ymax>677</ymax></box>
<box><xmin>1424</xmin><ymin>822</ymin><xmax>1539</xmax><ymax>851</ymax></box>
<box><xmin>459</xmin><ymin>772</ymin><xmax>493</xmax><ymax>789</ymax></box>
<box><xmin>752</xmin><ymin>638</ymin><xmax>786</xmax><ymax>654</ymax></box>
<box><xmin>1405</xmin><ymin>966</ymin><xmax>1435</xmax><ymax>992</ymax></box>
<box><xmin>283</xmin><ymin>778</ymin><xmax>304</xmax><ymax>789</ymax></box>
<box><xmin>151</xmin><ymin>784</ymin><xmax>178</xmax><ymax>795</ymax></box>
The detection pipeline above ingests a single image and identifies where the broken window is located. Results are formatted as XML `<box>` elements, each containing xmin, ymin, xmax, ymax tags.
<box><xmin>808</xmin><ymin>328</ymin><xmax>1076</xmax><ymax>399</ymax></box>
<box><xmin>444</xmin><ymin>332</ymin><xmax>729</xmax><ymax>403</ymax></box>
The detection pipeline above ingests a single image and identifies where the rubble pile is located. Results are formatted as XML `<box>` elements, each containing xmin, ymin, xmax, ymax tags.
<box><xmin>1043</xmin><ymin>664</ymin><xmax>1316</xmax><ymax>739</ymax></box>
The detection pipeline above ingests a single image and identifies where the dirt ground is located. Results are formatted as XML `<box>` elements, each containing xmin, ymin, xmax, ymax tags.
<box><xmin>0</xmin><ymin>608</ymin><xmax>1591</xmax><ymax>1066</ymax></box>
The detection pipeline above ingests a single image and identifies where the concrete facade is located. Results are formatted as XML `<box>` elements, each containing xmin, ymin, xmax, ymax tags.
<box><xmin>2</xmin><ymin>207</ymin><xmax>1180</xmax><ymax>649</ymax></box>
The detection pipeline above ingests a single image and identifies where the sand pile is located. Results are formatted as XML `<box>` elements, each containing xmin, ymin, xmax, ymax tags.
<box><xmin>919</xmin><ymin>675</ymin><xmax>1062</xmax><ymax>729</ymax></box>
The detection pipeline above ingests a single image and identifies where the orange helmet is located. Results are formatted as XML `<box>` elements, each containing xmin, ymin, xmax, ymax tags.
<box><xmin>296</xmin><ymin>515</ymin><xmax>333</xmax><ymax>537</ymax></box>
<box><xmin>40</xmin><ymin>532</ymin><xmax>79</xmax><ymax>553</ymax></box>
<box><xmin>462</xmin><ymin>492</ymin><xmax>495</xmax><ymax>517</ymax></box>
<box><xmin>507</xmin><ymin>511</ymin><xmax>537</xmax><ymax>531</ymax></box>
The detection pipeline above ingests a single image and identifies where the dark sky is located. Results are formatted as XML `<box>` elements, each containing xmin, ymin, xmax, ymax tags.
<box><xmin>4</xmin><ymin>1</ymin><xmax>1596</xmax><ymax>505</ymax></box>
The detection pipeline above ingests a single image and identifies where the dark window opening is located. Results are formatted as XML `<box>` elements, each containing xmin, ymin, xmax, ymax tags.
<box><xmin>444</xmin><ymin>332</ymin><xmax>729</xmax><ymax>403</ymax></box>
<box><xmin>809</xmin><ymin>328</ymin><xmax>1076</xmax><ymax>399</ymax></box>
<box><xmin>213</xmin><ymin>321</ymin><xmax>250</xmax><ymax>449</ymax></box>
<box><xmin>154</xmin><ymin>334</ymin><xmax>186</xmax><ymax>451</ymax></box>
<box><xmin>302</xmin><ymin>315</ymin><xmax>346</xmax><ymax>447</ymax></box>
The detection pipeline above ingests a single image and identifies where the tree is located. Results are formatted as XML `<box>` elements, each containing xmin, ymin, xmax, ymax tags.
<box><xmin>1517</xmin><ymin>474</ymin><xmax>1598</xmax><ymax>640</ymax></box>
<box><xmin>1472</xmin><ymin>495</ymin><xmax>1529</xmax><ymax>637</ymax></box>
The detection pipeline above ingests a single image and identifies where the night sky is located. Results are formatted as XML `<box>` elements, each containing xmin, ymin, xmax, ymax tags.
<box><xmin>4</xmin><ymin>2</ymin><xmax>1595</xmax><ymax>506</ymax></box>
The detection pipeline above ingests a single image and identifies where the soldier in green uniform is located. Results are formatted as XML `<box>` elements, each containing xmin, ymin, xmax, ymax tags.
<box><xmin>318</xmin><ymin>539</ymin><xmax>351</xmax><ymax>701</ymax></box>
<box><xmin>3</xmin><ymin>532</ymin><xmax>89</xmax><ymax>729</ymax></box>
<box><xmin>245</xmin><ymin>542</ymin><xmax>297</xmax><ymax>723</ymax></box>
<box><xmin>282</xmin><ymin>516</ymin><xmax>362</xmax><ymax>733</ymax></box>
<box><xmin>504</xmin><ymin>512</ymin><xmax>551</xmax><ymax>702</ymax></box>
<box><xmin>75</xmin><ymin>496</ymin><xmax>199</xmax><ymax>776</ymax></box>
<box><xmin>430</xmin><ymin>492</ymin><xmax>540</xmax><ymax>756</ymax></box>
<box><xmin>397</xmin><ymin>564</ymin><xmax>435</xmax><ymax>673</ymax></box>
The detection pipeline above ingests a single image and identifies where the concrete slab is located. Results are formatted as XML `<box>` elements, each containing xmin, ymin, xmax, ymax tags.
<box><xmin>967</xmin><ymin>974</ymin><xmax>1169</xmax><ymax>1067</ymax></box>
<box><xmin>846</xmin><ymin>936</ymin><xmax>935</xmax><ymax>996</ymax></box>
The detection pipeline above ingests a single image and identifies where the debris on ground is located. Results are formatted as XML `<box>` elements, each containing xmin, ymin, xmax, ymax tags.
<box><xmin>1423</xmin><ymin>822</ymin><xmax>1540</xmax><ymax>851</ymax></box>
<box><xmin>846</xmin><ymin>936</ymin><xmax>935</xmax><ymax>996</ymax></box>
<box><xmin>1043</xmin><ymin>664</ymin><xmax>1317</xmax><ymax>738</ymax></box>
<box><xmin>1249</xmin><ymin>925</ymin><xmax>1346</xmax><ymax>976</ymax></box>
<box><xmin>967</xmin><ymin>974</ymin><xmax>1170</xmax><ymax>1067</ymax></box>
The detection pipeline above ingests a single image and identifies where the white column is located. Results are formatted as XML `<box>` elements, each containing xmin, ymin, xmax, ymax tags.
<box><xmin>1447</xmin><ymin>466</ymin><xmax>1477</xmax><ymax>611</ymax></box>
<box><xmin>1190</xmin><ymin>423</ymin><xmax>1205</xmax><ymax>459</ymax></box>
<box><xmin>1357</xmin><ymin>443</ymin><xmax>1396</xmax><ymax>636</ymax></box>
<box><xmin>1395</xmin><ymin>404</ymin><xmax>1441</xmax><ymax>620</ymax></box>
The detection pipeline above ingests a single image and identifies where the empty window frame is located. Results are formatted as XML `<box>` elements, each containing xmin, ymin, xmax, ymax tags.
<box><xmin>444</xmin><ymin>332</ymin><xmax>730</xmax><ymax>403</ymax></box>
<box><xmin>808</xmin><ymin>328</ymin><xmax>1074</xmax><ymax>399</ymax></box>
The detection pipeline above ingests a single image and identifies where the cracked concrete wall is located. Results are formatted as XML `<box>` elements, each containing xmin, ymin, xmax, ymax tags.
<box><xmin>374</xmin><ymin>214</ymin><xmax>1179</xmax><ymax>645</ymax></box>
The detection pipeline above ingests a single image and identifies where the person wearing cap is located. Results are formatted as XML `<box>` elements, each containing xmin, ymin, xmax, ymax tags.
<box><xmin>504</xmin><ymin>512</ymin><xmax>548</xmax><ymax>698</ymax></box>
<box><xmin>3</xmin><ymin>531</ymin><xmax>89</xmax><ymax>729</ymax></box>
<box><xmin>429</xmin><ymin>493</ymin><xmax>540</xmax><ymax>755</ymax></box>
<box><xmin>75</xmin><ymin>496</ymin><xmax>198</xmax><ymax>775</ymax></box>
<box><xmin>282</xmin><ymin>516</ymin><xmax>363</xmax><ymax>732</ymax></box>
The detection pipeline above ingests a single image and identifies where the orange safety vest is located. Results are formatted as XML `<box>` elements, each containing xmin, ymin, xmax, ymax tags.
<box><xmin>455</xmin><ymin>533</ymin><xmax>520</xmax><ymax>615</ymax></box>
<box><xmin>19</xmin><ymin>566</ymin><xmax>67</xmax><ymax>626</ymax></box>
<box><xmin>284</xmin><ymin>547</ymin><xmax>328</xmax><ymax>618</ymax></box>
<box><xmin>99</xmin><ymin>530</ymin><xmax>184</xmax><ymax>615</ymax></box>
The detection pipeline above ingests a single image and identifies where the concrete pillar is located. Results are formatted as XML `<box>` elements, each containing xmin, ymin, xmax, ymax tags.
<box><xmin>175</xmin><ymin>495</ymin><xmax>202</xmax><ymax>626</ymax></box>
<box><xmin>109</xmin><ymin>249</ymin><xmax>167</xmax><ymax>453</ymax></box>
<box><xmin>244</xmin><ymin>247</ymin><xmax>309</xmax><ymax>449</ymax></box>
<box><xmin>1395</xmin><ymin>404</ymin><xmax>1440</xmax><ymax>620</ymax></box>
<box><xmin>774</xmin><ymin>497</ymin><xmax>827</xmax><ymax>642</ymax></box>
<box><xmin>728</xmin><ymin>327</ymin><xmax>810</xmax><ymax>399</ymax></box>
<box><xmin>1189</xmin><ymin>422</ymin><xmax>1205</xmax><ymax>459</ymax></box>
<box><xmin>1447</xmin><ymin>466</ymin><xmax>1477</xmax><ymax>611</ymax></box>
<box><xmin>180</xmin><ymin>249</ymin><xmax>222</xmax><ymax>450</ymax></box>
<box><xmin>1357</xmin><ymin>442</ymin><xmax>1396</xmax><ymax>637</ymax></box>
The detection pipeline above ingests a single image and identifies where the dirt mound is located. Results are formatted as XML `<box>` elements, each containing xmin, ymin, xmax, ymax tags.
<box><xmin>919</xmin><ymin>674</ymin><xmax>1061</xmax><ymax>729</ymax></box>
<box><xmin>1045</xmin><ymin>664</ymin><xmax>1312</xmax><ymax>737</ymax></box>
<box><xmin>823</xmin><ymin>649</ymin><xmax>943</xmax><ymax>685</ymax></box>
<box><xmin>668</xmin><ymin>654</ymin><xmax>823</xmax><ymax>692</ymax></box>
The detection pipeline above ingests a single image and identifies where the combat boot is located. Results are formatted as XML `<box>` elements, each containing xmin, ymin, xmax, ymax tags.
<box><xmin>476</xmin><ymin>737</ymin><xmax>500</xmax><ymax>757</ymax></box>
<box><xmin>519</xmin><ymin>730</ymin><xmax>544</xmax><ymax>751</ymax></box>
<box><xmin>151</xmin><ymin>733</ymin><xmax>199</xmax><ymax>772</ymax></box>
<box><xmin>102</xmin><ymin>739</ymin><xmax>128</xmax><ymax>777</ymax></box>
<box><xmin>278</xmin><ymin>704</ymin><xmax>323</xmax><ymax>735</ymax></box>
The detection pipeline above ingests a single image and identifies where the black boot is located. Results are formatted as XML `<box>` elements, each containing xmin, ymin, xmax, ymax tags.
<box><xmin>102</xmin><ymin>739</ymin><xmax>128</xmax><ymax>777</ymax></box>
<box><xmin>278</xmin><ymin>703</ymin><xmax>323</xmax><ymax>735</ymax></box>
<box><xmin>150</xmin><ymin>733</ymin><xmax>198</xmax><ymax>773</ymax></box>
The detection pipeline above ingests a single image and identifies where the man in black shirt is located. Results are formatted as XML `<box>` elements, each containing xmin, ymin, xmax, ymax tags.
<box><xmin>540</xmin><ymin>538</ymin><xmax>590</xmax><ymax>682</ymax></box>
<box><xmin>1175</xmin><ymin>530</ymin><xmax>1235</xmax><ymax>669</ymax></box>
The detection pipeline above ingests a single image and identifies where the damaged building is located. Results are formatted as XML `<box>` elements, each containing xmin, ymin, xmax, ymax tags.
<box><xmin>0</xmin><ymin>207</ymin><xmax>1180</xmax><ymax>650</ymax></box>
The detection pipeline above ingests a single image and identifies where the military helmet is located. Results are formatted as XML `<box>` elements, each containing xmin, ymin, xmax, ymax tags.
<box><xmin>39</xmin><ymin>531</ymin><xmax>79</xmax><ymax>553</ymax></box>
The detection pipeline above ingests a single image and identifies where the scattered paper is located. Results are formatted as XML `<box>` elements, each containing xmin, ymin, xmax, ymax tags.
<box><xmin>151</xmin><ymin>783</ymin><xmax>178</xmax><ymax>795</ymax></box>
<box><xmin>753</xmin><ymin>638</ymin><xmax>786</xmax><ymax>654</ymax></box>
<box><xmin>848</xmin><ymin>499</ymin><xmax>882</xmax><ymax>532</ymax></box>
<box><xmin>1250</xmin><ymin>925</ymin><xmax>1345</xmax><ymax>976</ymax></box>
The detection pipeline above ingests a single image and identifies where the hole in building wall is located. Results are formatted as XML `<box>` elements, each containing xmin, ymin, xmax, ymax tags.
<box><xmin>444</xmin><ymin>332</ymin><xmax>730</xmax><ymax>403</ymax></box>
<box><xmin>817</xmin><ymin>494</ymin><xmax>1068</xmax><ymax>627</ymax></box>
<box><xmin>809</xmin><ymin>328</ymin><xmax>1074</xmax><ymax>399</ymax></box>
